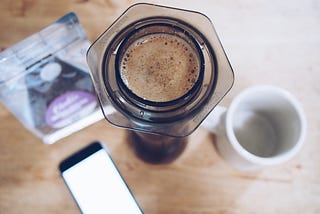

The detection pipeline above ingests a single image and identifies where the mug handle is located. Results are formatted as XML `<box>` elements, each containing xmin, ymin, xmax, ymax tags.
<box><xmin>201</xmin><ymin>105</ymin><xmax>227</xmax><ymax>133</ymax></box>
<box><xmin>201</xmin><ymin>106</ymin><xmax>258</xmax><ymax>171</ymax></box>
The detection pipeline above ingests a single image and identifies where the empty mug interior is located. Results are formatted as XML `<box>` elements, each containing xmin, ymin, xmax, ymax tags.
<box><xmin>227</xmin><ymin>86</ymin><xmax>304</xmax><ymax>160</ymax></box>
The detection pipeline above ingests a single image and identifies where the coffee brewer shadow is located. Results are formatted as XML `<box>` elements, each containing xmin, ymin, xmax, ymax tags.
<box><xmin>86</xmin><ymin>3</ymin><xmax>234</xmax><ymax>163</ymax></box>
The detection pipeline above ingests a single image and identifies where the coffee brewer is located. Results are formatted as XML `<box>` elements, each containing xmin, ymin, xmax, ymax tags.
<box><xmin>86</xmin><ymin>3</ymin><xmax>234</xmax><ymax>163</ymax></box>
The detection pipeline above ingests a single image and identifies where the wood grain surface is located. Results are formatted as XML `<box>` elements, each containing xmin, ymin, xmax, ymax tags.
<box><xmin>1</xmin><ymin>0</ymin><xmax>320</xmax><ymax>213</ymax></box>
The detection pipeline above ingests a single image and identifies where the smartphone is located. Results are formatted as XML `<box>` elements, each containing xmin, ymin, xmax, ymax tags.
<box><xmin>59</xmin><ymin>141</ymin><xmax>143</xmax><ymax>214</ymax></box>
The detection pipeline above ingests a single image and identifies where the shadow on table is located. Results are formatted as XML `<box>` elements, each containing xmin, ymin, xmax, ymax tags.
<box><xmin>121</xmin><ymin>129</ymin><xmax>262</xmax><ymax>213</ymax></box>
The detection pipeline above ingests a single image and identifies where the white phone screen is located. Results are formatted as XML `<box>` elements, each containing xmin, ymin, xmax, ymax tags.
<box><xmin>61</xmin><ymin>149</ymin><xmax>142</xmax><ymax>214</ymax></box>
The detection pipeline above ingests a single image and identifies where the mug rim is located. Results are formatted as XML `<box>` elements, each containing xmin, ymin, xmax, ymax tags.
<box><xmin>225</xmin><ymin>85</ymin><xmax>307</xmax><ymax>166</ymax></box>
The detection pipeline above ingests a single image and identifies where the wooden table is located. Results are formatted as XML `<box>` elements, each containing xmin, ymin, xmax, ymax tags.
<box><xmin>1</xmin><ymin>0</ymin><xmax>319</xmax><ymax>213</ymax></box>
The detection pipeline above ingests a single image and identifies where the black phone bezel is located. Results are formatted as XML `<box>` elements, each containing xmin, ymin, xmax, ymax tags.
<box><xmin>59</xmin><ymin>141</ymin><xmax>103</xmax><ymax>172</ymax></box>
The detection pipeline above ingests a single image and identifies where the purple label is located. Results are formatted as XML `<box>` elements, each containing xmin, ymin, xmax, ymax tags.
<box><xmin>45</xmin><ymin>90</ymin><xmax>97</xmax><ymax>128</ymax></box>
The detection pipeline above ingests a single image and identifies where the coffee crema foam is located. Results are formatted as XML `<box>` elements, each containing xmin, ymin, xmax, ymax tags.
<box><xmin>119</xmin><ymin>33</ymin><xmax>200</xmax><ymax>102</ymax></box>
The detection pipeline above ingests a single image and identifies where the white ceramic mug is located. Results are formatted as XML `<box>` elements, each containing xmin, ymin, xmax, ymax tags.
<box><xmin>201</xmin><ymin>85</ymin><xmax>307</xmax><ymax>171</ymax></box>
